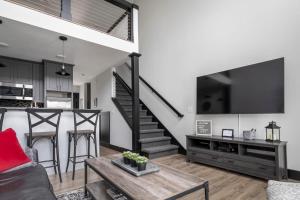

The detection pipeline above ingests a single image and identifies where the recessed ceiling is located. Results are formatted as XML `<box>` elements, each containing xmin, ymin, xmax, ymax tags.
<box><xmin>0</xmin><ymin>17</ymin><xmax>129</xmax><ymax>85</ymax></box>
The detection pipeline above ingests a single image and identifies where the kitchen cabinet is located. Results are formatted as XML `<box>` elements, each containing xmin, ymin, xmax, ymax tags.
<box><xmin>0</xmin><ymin>56</ymin><xmax>33</xmax><ymax>85</ymax></box>
<box><xmin>57</xmin><ymin>65</ymin><xmax>73</xmax><ymax>92</ymax></box>
<box><xmin>44</xmin><ymin>60</ymin><xmax>73</xmax><ymax>93</ymax></box>
<box><xmin>32</xmin><ymin>63</ymin><xmax>44</xmax><ymax>102</ymax></box>
<box><xmin>12</xmin><ymin>59</ymin><xmax>33</xmax><ymax>85</ymax></box>
<box><xmin>0</xmin><ymin>57</ymin><xmax>14</xmax><ymax>83</ymax></box>
<box><xmin>45</xmin><ymin>61</ymin><xmax>59</xmax><ymax>91</ymax></box>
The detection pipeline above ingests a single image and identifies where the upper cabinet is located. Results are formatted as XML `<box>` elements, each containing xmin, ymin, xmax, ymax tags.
<box><xmin>0</xmin><ymin>57</ymin><xmax>33</xmax><ymax>84</ymax></box>
<box><xmin>44</xmin><ymin>60</ymin><xmax>73</xmax><ymax>93</ymax></box>
<box><xmin>12</xmin><ymin>59</ymin><xmax>33</xmax><ymax>85</ymax></box>
<box><xmin>32</xmin><ymin>63</ymin><xmax>44</xmax><ymax>103</ymax></box>
<box><xmin>0</xmin><ymin>56</ymin><xmax>33</xmax><ymax>85</ymax></box>
<box><xmin>0</xmin><ymin>57</ymin><xmax>13</xmax><ymax>83</ymax></box>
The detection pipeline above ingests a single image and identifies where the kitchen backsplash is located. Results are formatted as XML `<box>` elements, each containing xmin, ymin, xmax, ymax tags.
<box><xmin>0</xmin><ymin>99</ymin><xmax>44</xmax><ymax>108</ymax></box>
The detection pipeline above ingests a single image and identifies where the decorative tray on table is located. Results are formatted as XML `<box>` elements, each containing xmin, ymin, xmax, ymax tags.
<box><xmin>111</xmin><ymin>158</ymin><xmax>160</xmax><ymax>177</ymax></box>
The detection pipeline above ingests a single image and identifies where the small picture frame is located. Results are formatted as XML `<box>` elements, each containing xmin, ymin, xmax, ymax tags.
<box><xmin>196</xmin><ymin>120</ymin><xmax>212</xmax><ymax>136</ymax></box>
<box><xmin>222</xmin><ymin>129</ymin><xmax>234</xmax><ymax>138</ymax></box>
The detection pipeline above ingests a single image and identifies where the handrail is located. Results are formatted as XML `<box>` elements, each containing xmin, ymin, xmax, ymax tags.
<box><xmin>5</xmin><ymin>0</ymin><xmax>136</xmax><ymax>41</ymax></box>
<box><xmin>113</xmin><ymin>71</ymin><xmax>132</xmax><ymax>96</ymax></box>
<box><xmin>124</xmin><ymin>63</ymin><xmax>184</xmax><ymax>118</ymax></box>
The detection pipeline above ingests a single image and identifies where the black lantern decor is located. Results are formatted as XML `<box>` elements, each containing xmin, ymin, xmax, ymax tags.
<box><xmin>265</xmin><ymin>121</ymin><xmax>281</xmax><ymax>142</ymax></box>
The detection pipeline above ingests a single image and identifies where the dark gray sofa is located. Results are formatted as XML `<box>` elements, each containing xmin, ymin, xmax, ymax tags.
<box><xmin>0</xmin><ymin>164</ymin><xmax>56</xmax><ymax>200</ymax></box>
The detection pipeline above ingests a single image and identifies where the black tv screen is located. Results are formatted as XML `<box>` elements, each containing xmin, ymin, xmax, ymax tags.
<box><xmin>197</xmin><ymin>58</ymin><xmax>284</xmax><ymax>114</ymax></box>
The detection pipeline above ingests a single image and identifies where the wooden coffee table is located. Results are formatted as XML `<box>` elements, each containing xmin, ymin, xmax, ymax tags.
<box><xmin>84</xmin><ymin>155</ymin><xmax>209</xmax><ymax>200</ymax></box>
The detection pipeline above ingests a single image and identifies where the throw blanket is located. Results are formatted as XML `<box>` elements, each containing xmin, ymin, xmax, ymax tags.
<box><xmin>267</xmin><ymin>180</ymin><xmax>300</xmax><ymax>200</ymax></box>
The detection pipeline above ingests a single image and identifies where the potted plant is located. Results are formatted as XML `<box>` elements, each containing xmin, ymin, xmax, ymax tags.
<box><xmin>136</xmin><ymin>156</ymin><xmax>148</xmax><ymax>171</ymax></box>
<box><xmin>122</xmin><ymin>151</ymin><xmax>131</xmax><ymax>164</ymax></box>
<box><xmin>129</xmin><ymin>153</ymin><xmax>139</xmax><ymax>167</ymax></box>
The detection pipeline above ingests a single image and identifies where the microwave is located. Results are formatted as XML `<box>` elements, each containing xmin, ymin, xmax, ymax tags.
<box><xmin>0</xmin><ymin>82</ymin><xmax>33</xmax><ymax>101</ymax></box>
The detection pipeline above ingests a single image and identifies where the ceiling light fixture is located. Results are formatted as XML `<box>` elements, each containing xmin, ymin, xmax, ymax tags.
<box><xmin>56</xmin><ymin>54</ymin><xmax>65</xmax><ymax>59</ymax></box>
<box><xmin>56</xmin><ymin>36</ymin><xmax>70</xmax><ymax>77</ymax></box>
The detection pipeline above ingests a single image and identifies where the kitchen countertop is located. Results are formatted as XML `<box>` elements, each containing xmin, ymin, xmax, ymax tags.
<box><xmin>1</xmin><ymin>108</ymin><xmax>101</xmax><ymax>176</ymax></box>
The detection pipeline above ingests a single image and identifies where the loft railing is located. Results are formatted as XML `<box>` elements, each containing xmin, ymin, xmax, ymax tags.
<box><xmin>5</xmin><ymin>0</ymin><xmax>137</xmax><ymax>41</ymax></box>
<box><xmin>124</xmin><ymin>63</ymin><xmax>184</xmax><ymax>118</ymax></box>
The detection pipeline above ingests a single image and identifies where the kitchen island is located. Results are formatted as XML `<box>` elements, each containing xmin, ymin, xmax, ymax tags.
<box><xmin>1</xmin><ymin>107</ymin><xmax>101</xmax><ymax>175</ymax></box>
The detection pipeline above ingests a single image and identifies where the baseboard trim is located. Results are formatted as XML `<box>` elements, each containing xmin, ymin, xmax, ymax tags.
<box><xmin>101</xmin><ymin>142</ymin><xmax>129</xmax><ymax>153</ymax></box>
<box><xmin>288</xmin><ymin>169</ymin><xmax>300</xmax><ymax>180</ymax></box>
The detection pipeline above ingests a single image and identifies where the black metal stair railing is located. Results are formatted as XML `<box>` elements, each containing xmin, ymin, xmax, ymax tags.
<box><xmin>112</xmin><ymin>72</ymin><xmax>133</xmax><ymax>128</ymax></box>
<box><xmin>4</xmin><ymin>0</ymin><xmax>136</xmax><ymax>41</ymax></box>
<box><xmin>125</xmin><ymin>63</ymin><xmax>184</xmax><ymax>118</ymax></box>
<box><xmin>112</xmin><ymin>71</ymin><xmax>186</xmax><ymax>155</ymax></box>
<box><xmin>113</xmin><ymin>71</ymin><xmax>132</xmax><ymax>96</ymax></box>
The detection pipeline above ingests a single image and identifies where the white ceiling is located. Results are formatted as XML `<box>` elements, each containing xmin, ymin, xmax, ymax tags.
<box><xmin>0</xmin><ymin>17</ymin><xmax>129</xmax><ymax>85</ymax></box>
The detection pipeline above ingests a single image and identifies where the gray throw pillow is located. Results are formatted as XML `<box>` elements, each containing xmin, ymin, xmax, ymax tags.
<box><xmin>25</xmin><ymin>147</ymin><xmax>38</xmax><ymax>165</ymax></box>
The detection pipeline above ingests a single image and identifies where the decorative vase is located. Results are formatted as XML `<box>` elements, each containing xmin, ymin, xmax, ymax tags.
<box><xmin>123</xmin><ymin>157</ymin><xmax>130</xmax><ymax>164</ymax></box>
<box><xmin>137</xmin><ymin>162</ymin><xmax>147</xmax><ymax>171</ymax></box>
<box><xmin>130</xmin><ymin>159</ymin><xmax>137</xmax><ymax>167</ymax></box>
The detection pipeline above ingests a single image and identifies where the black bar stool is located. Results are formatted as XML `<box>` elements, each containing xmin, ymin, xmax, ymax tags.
<box><xmin>0</xmin><ymin>108</ymin><xmax>7</xmax><ymax>131</ymax></box>
<box><xmin>66</xmin><ymin>109</ymin><xmax>100</xmax><ymax>180</ymax></box>
<box><xmin>25</xmin><ymin>108</ymin><xmax>63</xmax><ymax>182</ymax></box>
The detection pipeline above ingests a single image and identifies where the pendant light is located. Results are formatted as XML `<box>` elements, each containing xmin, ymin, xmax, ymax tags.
<box><xmin>56</xmin><ymin>36</ymin><xmax>70</xmax><ymax>76</ymax></box>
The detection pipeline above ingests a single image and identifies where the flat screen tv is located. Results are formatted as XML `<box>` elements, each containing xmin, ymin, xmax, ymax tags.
<box><xmin>197</xmin><ymin>58</ymin><xmax>284</xmax><ymax>114</ymax></box>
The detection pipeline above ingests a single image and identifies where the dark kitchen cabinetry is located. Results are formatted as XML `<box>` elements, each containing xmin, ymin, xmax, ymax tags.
<box><xmin>100</xmin><ymin>112</ymin><xmax>110</xmax><ymax>145</ymax></box>
<box><xmin>73</xmin><ymin>92</ymin><xmax>79</xmax><ymax>109</ymax></box>
<box><xmin>13</xmin><ymin>60</ymin><xmax>33</xmax><ymax>85</ymax></box>
<box><xmin>0</xmin><ymin>56</ymin><xmax>33</xmax><ymax>85</ymax></box>
<box><xmin>44</xmin><ymin>60</ymin><xmax>73</xmax><ymax>92</ymax></box>
<box><xmin>0</xmin><ymin>57</ymin><xmax>13</xmax><ymax>83</ymax></box>
<box><xmin>32</xmin><ymin>63</ymin><xmax>44</xmax><ymax>102</ymax></box>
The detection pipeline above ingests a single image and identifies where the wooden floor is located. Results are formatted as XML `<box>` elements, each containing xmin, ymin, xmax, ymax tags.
<box><xmin>49</xmin><ymin>146</ymin><xmax>268</xmax><ymax>200</ymax></box>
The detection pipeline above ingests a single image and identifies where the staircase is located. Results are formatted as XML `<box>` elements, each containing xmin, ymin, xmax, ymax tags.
<box><xmin>113</xmin><ymin>80</ymin><xmax>179</xmax><ymax>159</ymax></box>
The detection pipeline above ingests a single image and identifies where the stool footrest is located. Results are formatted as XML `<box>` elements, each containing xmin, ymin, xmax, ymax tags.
<box><xmin>39</xmin><ymin>159</ymin><xmax>57</xmax><ymax>164</ymax></box>
<box><xmin>68</xmin><ymin>155</ymin><xmax>95</xmax><ymax>163</ymax></box>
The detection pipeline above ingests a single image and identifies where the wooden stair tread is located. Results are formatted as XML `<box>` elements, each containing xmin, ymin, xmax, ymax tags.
<box><xmin>139</xmin><ymin>136</ymin><xmax>171</xmax><ymax>143</ymax></box>
<box><xmin>129</xmin><ymin>116</ymin><xmax>152</xmax><ymax>119</ymax></box>
<box><xmin>142</xmin><ymin>144</ymin><xmax>179</xmax><ymax>154</ymax></box>
<box><xmin>124</xmin><ymin>108</ymin><xmax>147</xmax><ymax>112</ymax></box>
<box><xmin>140</xmin><ymin>129</ymin><xmax>164</xmax><ymax>134</ymax></box>
<box><xmin>140</xmin><ymin>122</ymin><xmax>158</xmax><ymax>125</ymax></box>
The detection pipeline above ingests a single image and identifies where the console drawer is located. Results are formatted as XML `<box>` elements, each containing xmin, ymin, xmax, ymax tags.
<box><xmin>187</xmin><ymin>151</ymin><xmax>221</xmax><ymax>162</ymax></box>
<box><xmin>222</xmin><ymin>157</ymin><xmax>276</xmax><ymax>176</ymax></box>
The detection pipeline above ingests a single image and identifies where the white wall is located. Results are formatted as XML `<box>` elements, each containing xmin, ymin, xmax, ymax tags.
<box><xmin>91</xmin><ymin>68</ymin><xmax>132</xmax><ymax>150</ymax></box>
<box><xmin>73</xmin><ymin>85</ymin><xmax>80</xmax><ymax>93</ymax></box>
<box><xmin>136</xmin><ymin>0</ymin><xmax>300</xmax><ymax>171</ymax></box>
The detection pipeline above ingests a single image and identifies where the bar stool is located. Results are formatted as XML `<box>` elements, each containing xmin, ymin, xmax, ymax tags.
<box><xmin>66</xmin><ymin>109</ymin><xmax>100</xmax><ymax>180</ymax></box>
<box><xmin>25</xmin><ymin>108</ymin><xmax>63</xmax><ymax>182</ymax></box>
<box><xmin>0</xmin><ymin>108</ymin><xmax>7</xmax><ymax>131</ymax></box>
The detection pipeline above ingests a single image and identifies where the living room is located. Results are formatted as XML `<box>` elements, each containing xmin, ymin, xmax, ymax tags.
<box><xmin>0</xmin><ymin>0</ymin><xmax>299</xmax><ymax>199</ymax></box>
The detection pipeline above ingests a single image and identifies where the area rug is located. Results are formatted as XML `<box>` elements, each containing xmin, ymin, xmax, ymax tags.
<box><xmin>56</xmin><ymin>188</ymin><xmax>91</xmax><ymax>200</ymax></box>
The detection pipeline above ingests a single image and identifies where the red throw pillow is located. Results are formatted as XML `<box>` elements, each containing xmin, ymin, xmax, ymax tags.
<box><xmin>0</xmin><ymin>128</ymin><xmax>31</xmax><ymax>172</ymax></box>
